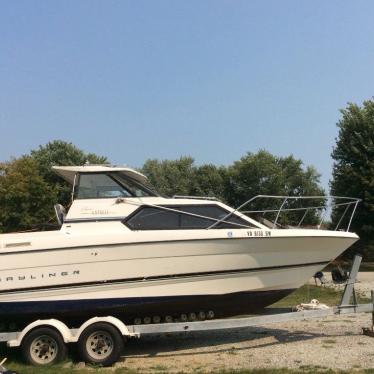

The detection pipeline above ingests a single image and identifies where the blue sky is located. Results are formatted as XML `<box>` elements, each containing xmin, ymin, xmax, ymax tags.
<box><xmin>1</xmin><ymin>1</ymin><xmax>374</xmax><ymax>190</ymax></box>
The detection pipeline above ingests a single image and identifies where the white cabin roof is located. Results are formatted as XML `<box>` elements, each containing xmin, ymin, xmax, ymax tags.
<box><xmin>52</xmin><ymin>165</ymin><xmax>148</xmax><ymax>185</ymax></box>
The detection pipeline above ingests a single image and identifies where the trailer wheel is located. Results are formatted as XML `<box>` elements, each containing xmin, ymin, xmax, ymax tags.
<box><xmin>77</xmin><ymin>323</ymin><xmax>124</xmax><ymax>366</ymax></box>
<box><xmin>21</xmin><ymin>327</ymin><xmax>66</xmax><ymax>366</ymax></box>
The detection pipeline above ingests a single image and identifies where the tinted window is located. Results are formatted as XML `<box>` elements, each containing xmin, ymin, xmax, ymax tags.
<box><xmin>180</xmin><ymin>206</ymin><xmax>249</xmax><ymax>229</ymax></box>
<box><xmin>126</xmin><ymin>207</ymin><xmax>180</xmax><ymax>230</ymax></box>
<box><xmin>180</xmin><ymin>206</ymin><xmax>224</xmax><ymax>228</ymax></box>
<box><xmin>125</xmin><ymin>205</ymin><xmax>251</xmax><ymax>230</ymax></box>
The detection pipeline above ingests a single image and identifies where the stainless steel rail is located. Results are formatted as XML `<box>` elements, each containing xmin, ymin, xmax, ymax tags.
<box><xmin>207</xmin><ymin>195</ymin><xmax>361</xmax><ymax>232</ymax></box>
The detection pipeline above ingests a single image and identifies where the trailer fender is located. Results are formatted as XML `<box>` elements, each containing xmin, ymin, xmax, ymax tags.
<box><xmin>72</xmin><ymin>316</ymin><xmax>135</xmax><ymax>343</ymax></box>
<box><xmin>7</xmin><ymin>319</ymin><xmax>73</xmax><ymax>347</ymax></box>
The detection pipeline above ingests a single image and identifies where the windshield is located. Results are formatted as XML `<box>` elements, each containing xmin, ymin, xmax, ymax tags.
<box><xmin>112</xmin><ymin>173</ymin><xmax>158</xmax><ymax>197</ymax></box>
<box><xmin>76</xmin><ymin>173</ymin><xmax>157</xmax><ymax>199</ymax></box>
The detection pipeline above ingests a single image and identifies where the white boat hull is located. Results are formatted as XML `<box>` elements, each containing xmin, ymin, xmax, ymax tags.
<box><xmin>0</xmin><ymin>229</ymin><xmax>357</xmax><ymax>327</ymax></box>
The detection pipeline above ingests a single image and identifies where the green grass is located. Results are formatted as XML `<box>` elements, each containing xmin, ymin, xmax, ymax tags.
<box><xmin>1</xmin><ymin>285</ymin><xmax>372</xmax><ymax>374</ymax></box>
<box><xmin>322</xmin><ymin>339</ymin><xmax>337</xmax><ymax>344</ymax></box>
<box><xmin>272</xmin><ymin>284</ymin><xmax>370</xmax><ymax>308</ymax></box>
<box><xmin>150</xmin><ymin>364</ymin><xmax>169</xmax><ymax>372</ymax></box>
<box><xmin>324</xmin><ymin>261</ymin><xmax>374</xmax><ymax>272</ymax></box>
<box><xmin>358</xmin><ymin>262</ymin><xmax>374</xmax><ymax>272</ymax></box>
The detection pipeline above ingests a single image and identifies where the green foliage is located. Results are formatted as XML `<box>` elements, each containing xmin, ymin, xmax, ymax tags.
<box><xmin>331</xmin><ymin>100</ymin><xmax>374</xmax><ymax>258</ymax></box>
<box><xmin>191</xmin><ymin>164</ymin><xmax>227</xmax><ymax>200</ymax></box>
<box><xmin>0</xmin><ymin>157</ymin><xmax>57</xmax><ymax>233</ymax></box>
<box><xmin>30</xmin><ymin>140</ymin><xmax>108</xmax><ymax>206</ymax></box>
<box><xmin>141</xmin><ymin>157</ymin><xmax>227</xmax><ymax>200</ymax></box>
<box><xmin>142</xmin><ymin>151</ymin><xmax>324</xmax><ymax>226</ymax></box>
<box><xmin>0</xmin><ymin>141</ymin><xmax>324</xmax><ymax>233</ymax></box>
<box><xmin>225</xmin><ymin>150</ymin><xmax>324</xmax><ymax>225</ymax></box>
<box><xmin>225</xmin><ymin>150</ymin><xmax>323</xmax><ymax>204</ymax></box>
<box><xmin>0</xmin><ymin>141</ymin><xmax>108</xmax><ymax>233</ymax></box>
<box><xmin>141</xmin><ymin>157</ymin><xmax>196</xmax><ymax>197</ymax></box>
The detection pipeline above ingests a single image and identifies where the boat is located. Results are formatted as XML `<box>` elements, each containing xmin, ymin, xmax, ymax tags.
<box><xmin>0</xmin><ymin>164</ymin><xmax>360</xmax><ymax>330</ymax></box>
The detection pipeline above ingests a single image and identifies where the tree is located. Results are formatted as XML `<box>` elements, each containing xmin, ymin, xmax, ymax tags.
<box><xmin>0</xmin><ymin>157</ymin><xmax>57</xmax><ymax>233</ymax></box>
<box><xmin>0</xmin><ymin>140</ymin><xmax>108</xmax><ymax>233</ymax></box>
<box><xmin>141</xmin><ymin>157</ymin><xmax>227</xmax><ymax>200</ymax></box>
<box><xmin>141</xmin><ymin>151</ymin><xmax>324</xmax><ymax>226</ymax></box>
<box><xmin>141</xmin><ymin>157</ymin><xmax>197</xmax><ymax>197</ymax></box>
<box><xmin>331</xmin><ymin>100</ymin><xmax>374</xmax><ymax>257</ymax></box>
<box><xmin>225</xmin><ymin>150</ymin><xmax>325</xmax><ymax>225</ymax></box>
<box><xmin>190</xmin><ymin>164</ymin><xmax>227</xmax><ymax>200</ymax></box>
<box><xmin>0</xmin><ymin>142</ymin><xmax>325</xmax><ymax>233</ymax></box>
<box><xmin>31</xmin><ymin>140</ymin><xmax>108</xmax><ymax>206</ymax></box>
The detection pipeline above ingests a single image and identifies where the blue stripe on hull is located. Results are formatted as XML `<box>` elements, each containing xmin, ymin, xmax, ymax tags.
<box><xmin>0</xmin><ymin>289</ymin><xmax>295</xmax><ymax>329</ymax></box>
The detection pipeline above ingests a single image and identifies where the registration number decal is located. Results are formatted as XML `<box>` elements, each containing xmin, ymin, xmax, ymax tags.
<box><xmin>247</xmin><ymin>230</ymin><xmax>271</xmax><ymax>237</ymax></box>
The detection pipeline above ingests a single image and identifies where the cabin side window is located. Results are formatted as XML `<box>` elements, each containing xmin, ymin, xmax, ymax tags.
<box><xmin>124</xmin><ymin>207</ymin><xmax>180</xmax><ymax>230</ymax></box>
<box><xmin>179</xmin><ymin>206</ymin><xmax>250</xmax><ymax>229</ymax></box>
<box><xmin>124</xmin><ymin>205</ymin><xmax>251</xmax><ymax>230</ymax></box>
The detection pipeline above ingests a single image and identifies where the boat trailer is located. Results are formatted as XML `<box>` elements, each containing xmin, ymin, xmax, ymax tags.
<box><xmin>1</xmin><ymin>254</ymin><xmax>374</xmax><ymax>367</ymax></box>
<box><xmin>129</xmin><ymin>254</ymin><xmax>374</xmax><ymax>336</ymax></box>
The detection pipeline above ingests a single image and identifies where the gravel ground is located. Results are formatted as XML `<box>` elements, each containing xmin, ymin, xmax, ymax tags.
<box><xmin>107</xmin><ymin>312</ymin><xmax>374</xmax><ymax>372</ymax></box>
<box><xmin>105</xmin><ymin>273</ymin><xmax>374</xmax><ymax>372</ymax></box>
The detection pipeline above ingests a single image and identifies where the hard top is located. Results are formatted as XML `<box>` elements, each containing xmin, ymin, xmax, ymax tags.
<box><xmin>52</xmin><ymin>165</ymin><xmax>148</xmax><ymax>185</ymax></box>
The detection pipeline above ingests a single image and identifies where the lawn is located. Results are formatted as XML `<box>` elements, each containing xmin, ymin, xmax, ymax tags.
<box><xmin>273</xmin><ymin>283</ymin><xmax>370</xmax><ymax>308</ymax></box>
<box><xmin>0</xmin><ymin>285</ymin><xmax>371</xmax><ymax>374</ymax></box>
<box><xmin>358</xmin><ymin>262</ymin><xmax>374</xmax><ymax>272</ymax></box>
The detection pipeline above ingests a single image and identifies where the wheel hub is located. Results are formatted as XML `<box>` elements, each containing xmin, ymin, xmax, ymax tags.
<box><xmin>30</xmin><ymin>335</ymin><xmax>58</xmax><ymax>365</ymax></box>
<box><xmin>86</xmin><ymin>331</ymin><xmax>114</xmax><ymax>360</ymax></box>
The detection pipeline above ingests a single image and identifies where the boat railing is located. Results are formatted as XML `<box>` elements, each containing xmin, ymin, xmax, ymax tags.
<box><xmin>133</xmin><ymin>194</ymin><xmax>360</xmax><ymax>232</ymax></box>
<box><xmin>207</xmin><ymin>195</ymin><xmax>361</xmax><ymax>232</ymax></box>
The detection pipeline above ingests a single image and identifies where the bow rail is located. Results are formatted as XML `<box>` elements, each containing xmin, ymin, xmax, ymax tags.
<box><xmin>207</xmin><ymin>195</ymin><xmax>361</xmax><ymax>232</ymax></box>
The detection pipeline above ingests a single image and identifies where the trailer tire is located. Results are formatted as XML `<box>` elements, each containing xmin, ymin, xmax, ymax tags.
<box><xmin>77</xmin><ymin>322</ymin><xmax>124</xmax><ymax>366</ymax></box>
<box><xmin>21</xmin><ymin>327</ymin><xmax>67</xmax><ymax>366</ymax></box>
